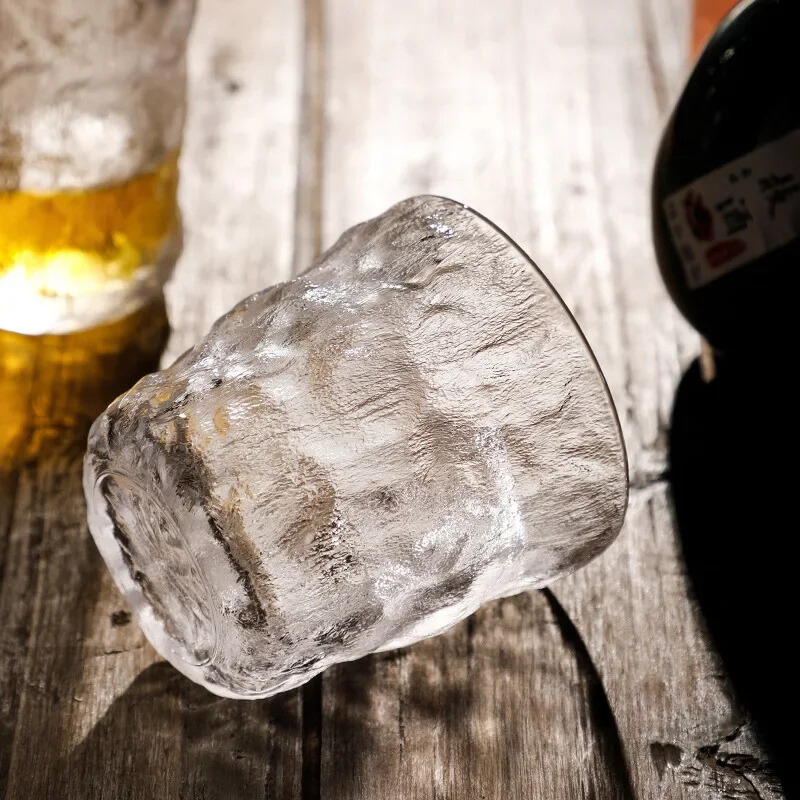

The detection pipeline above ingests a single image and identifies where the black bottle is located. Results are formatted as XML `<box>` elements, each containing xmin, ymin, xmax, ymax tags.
<box><xmin>652</xmin><ymin>0</ymin><xmax>800</xmax><ymax>353</ymax></box>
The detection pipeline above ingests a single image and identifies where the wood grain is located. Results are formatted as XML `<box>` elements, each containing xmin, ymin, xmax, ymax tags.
<box><xmin>0</xmin><ymin>0</ymin><xmax>785</xmax><ymax>797</ymax></box>
<box><xmin>322</xmin><ymin>591</ymin><xmax>635</xmax><ymax>799</ymax></box>
<box><xmin>166</xmin><ymin>0</ymin><xmax>303</xmax><ymax>363</ymax></box>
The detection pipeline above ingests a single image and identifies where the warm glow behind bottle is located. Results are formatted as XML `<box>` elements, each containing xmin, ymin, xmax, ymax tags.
<box><xmin>692</xmin><ymin>0</ymin><xmax>739</xmax><ymax>57</ymax></box>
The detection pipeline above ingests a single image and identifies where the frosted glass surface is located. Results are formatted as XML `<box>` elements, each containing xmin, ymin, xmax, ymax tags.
<box><xmin>85</xmin><ymin>196</ymin><xmax>628</xmax><ymax>698</ymax></box>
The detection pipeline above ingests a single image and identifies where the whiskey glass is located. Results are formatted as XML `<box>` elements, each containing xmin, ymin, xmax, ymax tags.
<box><xmin>85</xmin><ymin>196</ymin><xmax>628</xmax><ymax>698</ymax></box>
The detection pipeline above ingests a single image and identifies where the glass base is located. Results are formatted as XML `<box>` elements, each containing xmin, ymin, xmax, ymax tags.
<box><xmin>88</xmin><ymin>470</ymin><xmax>220</xmax><ymax>672</ymax></box>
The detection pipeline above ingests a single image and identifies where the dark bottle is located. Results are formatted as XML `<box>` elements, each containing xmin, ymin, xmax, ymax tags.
<box><xmin>652</xmin><ymin>0</ymin><xmax>800</xmax><ymax>353</ymax></box>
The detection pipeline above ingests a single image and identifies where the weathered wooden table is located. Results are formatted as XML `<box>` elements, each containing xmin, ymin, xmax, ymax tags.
<box><xmin>0</xmin><ymin>0</ymin><xmax>786</xmax><ymax>797</ymax></box>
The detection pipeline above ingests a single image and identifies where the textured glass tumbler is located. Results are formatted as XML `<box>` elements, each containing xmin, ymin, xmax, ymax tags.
<box><xmin>0</xmin><ymin>0</ymin><xmax>195</xmax><ymax>334</ymax></box>
<box><xmin>85</xmin><ymin>196</ymin><xmax>629</xmax><ymax>699</ymax></box>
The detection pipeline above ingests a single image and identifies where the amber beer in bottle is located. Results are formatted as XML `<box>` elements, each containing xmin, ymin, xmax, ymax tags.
<box><xmin>0</xmin><ymin>1</ymin><xmax>194</xmax><ymax>462</ymax></box>
<box><xmin>0</xmin><ymin>0</ymin><xmax>195</xmax><ymax>335</ymax></box>
<box><xmin>0</xmin><ymin>156</ymin><xmax>180</xmax><ymax>334</ymax></box>
<box><xmin>652</xmin><ymin>0</ymin><xmax>800</xmax><ymax>353</ymax></box>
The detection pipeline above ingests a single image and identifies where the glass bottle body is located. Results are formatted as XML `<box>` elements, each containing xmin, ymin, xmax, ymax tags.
<box><xmin>653</xmin><ymin>0</ymin><xmax>800</xmax><ymax>352</ymax></box>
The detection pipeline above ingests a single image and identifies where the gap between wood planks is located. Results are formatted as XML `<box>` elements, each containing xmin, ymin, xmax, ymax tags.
<box><xmin>293</xmin><ymin>0</ymin><xmax>326</xmax><ymax>280</ymax></box>
<box><xmin>292</xmin><ymin>1</ymin><xmax>326</xmax><ymax>798</ymax></box>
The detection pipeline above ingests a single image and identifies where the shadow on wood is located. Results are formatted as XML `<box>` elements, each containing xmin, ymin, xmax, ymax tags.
<box><xmin>58</xmin><ymin>662</ymin><xmax>302</xmax><ymax>800</ymax></box>
<box><xmin>321</xmin><ymin>589</ymin><xmax>634</xmax><ymax>799</ymax></box>
<box><xmin>670</xmin><ymin>356</ymin><xmax>792</xmax><ymax>797</ymax></box>
<box><xmin>0</xmin><ymin>296</ymin><xmax>169</xmax><ymax>470</ymax></box>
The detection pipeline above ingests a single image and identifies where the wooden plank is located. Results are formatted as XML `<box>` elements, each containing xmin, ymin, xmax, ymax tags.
<box><xmin>317</xmin><ymin>0</ymin><xmax>782</xmax><ymax>797</ymax></box>
<box><xmin>322</xmin><ymin>591</ymin><xmax>635</xmax><ymax>799</ymax></box>
<box><xmin>0</xmin><ymin>451</ymin><xmax>184</xmax><ymax>800</ymax></box>
<box><xmin>292</xmin><ymin>0</ymin><xmax>326</xmax><ymax>277</ymax></box>
<box><xmin>0</xmin><ymin>0</ymin><xmax>305</xmax><ymax>797</ymax></box>
<box><xmin>291</xmin><ymin>3</ymin><xmax>327</xmax><ymax>800</ymax></box>
<box><xmin>0</xmin><ymin>303</ymin><xmax>170</xmax><ymax>799</ymax></box>
<box><xmin>166</xmin><ymin>0</ymin><xmax>303</xmax><ymax>362</ymax></box>
<box><xmin>0</xmin><ymin>468</ymin><xmax>36</xmax><ymax>799</ymax></box>
<box><xmin>553</xmin><ymin>0</ymin><xmax>779</xmax><ymax>797</ymax></box>
<box><xmin>318</xmin><ymin>0</ymin><xmax>642</xmax><ymax>795</ymax></box>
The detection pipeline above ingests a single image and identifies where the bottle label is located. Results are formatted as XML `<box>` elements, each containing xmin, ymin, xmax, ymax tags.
<box><xmin>662</xmin><ymin>128</ymin><xmax>800</xmax><ymax>289</ymax></box>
